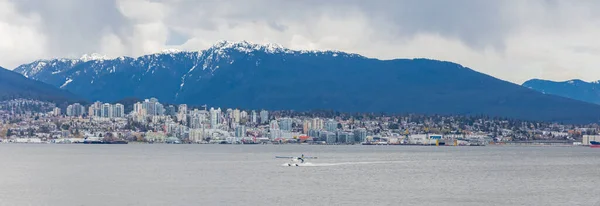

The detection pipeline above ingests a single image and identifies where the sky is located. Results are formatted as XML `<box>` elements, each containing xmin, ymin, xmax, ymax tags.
<box><xmin>2</xmin><ymin>0</ymin><xmax>600</xmax><ymax>84</ymax></box>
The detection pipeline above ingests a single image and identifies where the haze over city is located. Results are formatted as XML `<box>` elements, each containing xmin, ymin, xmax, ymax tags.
<box><xmin>2</xmin><ymin>0</ymin><xmax>600</xmax><ymax>83</ymax></box>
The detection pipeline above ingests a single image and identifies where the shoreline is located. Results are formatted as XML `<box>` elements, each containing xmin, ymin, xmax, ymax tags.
<box><xmin>0</xmin><ymin>142</ymin><xmax>591</xmax><ymax>147</ymax></box>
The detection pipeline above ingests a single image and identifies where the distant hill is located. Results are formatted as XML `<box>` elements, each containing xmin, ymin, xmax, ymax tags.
<box><xmin>0</xmin><ymin>67</ymin><xmax>81</xmax><ymax>103</ymax></box>
<box><xmin>13</xmin><ymin>41</ymin><xmax>600</xmax><ymax>123</ymax></box>
<box><xmin>523</xmin><ymin>79</ymin><xmax>600</xmax><ymax>105</ymax></box>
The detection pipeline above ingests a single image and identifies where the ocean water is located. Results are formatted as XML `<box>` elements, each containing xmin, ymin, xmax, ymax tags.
<box><xmin>0</xmin><ymin>145</ymin><xmax>598</xmax><ymax>206</ymax></box>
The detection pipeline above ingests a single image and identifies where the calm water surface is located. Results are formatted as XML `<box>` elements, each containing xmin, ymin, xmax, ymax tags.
<box><xmin>0</xmin><ymin>145</ymin><xmax>598</xmax><ymax>206</ymax></box>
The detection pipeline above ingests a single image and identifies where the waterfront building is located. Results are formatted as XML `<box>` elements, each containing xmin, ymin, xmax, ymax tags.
<box><xmin>326</xmin><ymin>132</ymin><xmax>337</xmax><ymax>144</ymax></box>
<box><xmin>354</xmin><ymin>128</ymin><xmax>367</xmax><ymax>143</ymax></box>
<box><xmin>189</xmin><ymin>129</ymin><xmax>204</xmax><ymax>142</ymax></box>
<box><xmin>337</xmin><ymin>132</ymin><xmax>354</xmax><ymax>144</ymax></box>
<box><xmin>270</xmin><ymin>129</ymin><xmax>282</xmax><ymax>139</ymax></box>
<box><xmin>235</xmin><ymin>125</ymin><xmax>246</xmax><ymax>137</ymax></box>
<box><xmin>308</xmin><ymin>129</ymin><xmax>321</xmax><ymax>139</ymax></box>
<box><xmin>335</xmin><ymin>132</ymin><xmax>347</xmax><ymax>144</ymax></box>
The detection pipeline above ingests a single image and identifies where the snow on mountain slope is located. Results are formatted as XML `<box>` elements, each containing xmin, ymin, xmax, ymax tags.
<box><xmin>14</xmin><ymin>40</ymin><xmax>361</xmax><ymax>100</ymax></box>
<box><xmin>14</xmin><ymin>40</ymin><xmax>600</xmax><ymax>123</ymax></box>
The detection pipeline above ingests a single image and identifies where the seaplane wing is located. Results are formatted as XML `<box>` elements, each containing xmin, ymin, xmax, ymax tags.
<box><xmin>275</xmin><ymin>156</ymin><xmax>318</xmax><ymax>159</ymax></box>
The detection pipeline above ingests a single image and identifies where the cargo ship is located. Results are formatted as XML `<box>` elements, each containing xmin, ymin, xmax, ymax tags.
<box><xmin>591</xmin><ymin>141</ymin><xmax>600</xmax><ymax>148</ymax></box>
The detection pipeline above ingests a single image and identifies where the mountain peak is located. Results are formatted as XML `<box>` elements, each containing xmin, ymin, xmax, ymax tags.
<box><xmin>209</xmin><ymin>40</ymin><xmax>289</xmax><ymax>54</ymax></box>
<box><xmin>160</xmin><ymin>48</ymin><xmax>184</xmax><ymax>54</ymax></box>
<box><xmin>80</xmin><ymin>53</ymin><xmax>110</xmax><ymax>62</ymax></box>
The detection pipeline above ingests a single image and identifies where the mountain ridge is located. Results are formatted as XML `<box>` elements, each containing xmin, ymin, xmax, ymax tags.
<box><xmin>12</xmin><ymin>41</ymin><xmax>600</xmax><ymax>123</ymax></box>
<box><xmin>523</xmin><ymin>78</ymin><xmax>600</xmax><ymax>105</ymax></box>
<box><xmin>0</xmin><ymin>66</ymin><xmax>82</xmax><ymax>103</ymax></box>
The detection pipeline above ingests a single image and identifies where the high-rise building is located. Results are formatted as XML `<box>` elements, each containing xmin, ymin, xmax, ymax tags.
<box><xmin>240</xmin><ymin>110</ymin><xmax>248</xmax><ymax>122</ymax></box>
<box><xmin>260</xmin><ymin>110</ymin><xmax>269</xmax><ymax>124</ymax></box>
<box><xmin>326</xmin><ymin>132</ymin><xmax>337</xmax><ymax>144</ymax></box>
<box><xmin>190</xmin><ymin>115</ymin><xmax>202</xmax><ymax>129</ymax></box>
<box><xmin>312</xmin><ymin>118</ymin><xmax>324</xmax><ymax>130</ymax></box>
<box><xmin>354</xmin><ymin>128</ymin><xmax>367</xmax><ymax>143</ymax></box>
<box><xmin>233</xmin><ymin>109</ymin><xmax>241</xmax><ymax>123</ymax></box>
<box><xmin>308</xmin><ymin>129</ymin><xmax>321</xmax><ymax>139</ymax></box>
<box><xmin>177</xmin><ymin>104</ymin><xmax>188</xmax><ymax>123</ymax></box>
<box><xmin>251</xmin><ymin>110</ymin><xmax>257</xmax><ymax>124</ymax></box>
<box><xmin>279</xmin><ymin>118</ymin><xmax>293</xmax><ymax>131</ymax></box>
<box><xmin>337</xmin><ymin>132</ymin><xmax>353</xmax><ymax>144</ymax></box>
<box><xmin>226</xmin><ymin>108</ymin><xmax>233</xmax><ymax>120</ymax></box>
<box><xmin>325</xmin><ymin>119</ymin><xmax>338</xmax><ymax>132</ymax></box>
<box><xmin>155</xmin><ymin>103</ymin><xmax>165</xmax><ymax>116</ymax></box>
<box><xmin>178</xmin><ymin>104</ymin><xmax>187</xmax><ymax>115</ymax></box>
<box><xmin>303</xmin><ymin>120</ymin><xmax>312</xmax><ymax>134</ymax></box>
<box><xmin>52</xmin><ymin>107</ymin><xmax>61</xmax><ymax>116</ymax></box>
<box><xmin>345</xmin><ymin>132</ymin><xmax>355</xmax><ymax>144</ymax></box>
<box><xmin>209</xmin><ymin>107</ymin><xmax>221</xmax><ymax>129</ymax></box>
<box><xmin>133</xmin><ymin>102</ymin><xmax>145</xmax><ymax>116</ymax></box>
<box><xmin>269</xmin><ymin>120</ymin><xmax>279</xmax><ymax>130</ymax></box>
<box><xmin>101</xmin><ymin>103</ymin><xmax>112</xmax><ymax>118</ymax></box>
<box><xmin>86</xmin><ymin>101</ymin><xmax>102</xmax><ymax>117</ymax></box>
<box><xmin>143</xmin><ymin>99</ymin><xmax>155</xmax><ymax>115</ymax></box>
<box><xmin>66</xmin><ymin>103</ymin><xmax>85</xmax><ymax>117</ymax></box>
<box><xmin>114</xmin><ymin>103</ymin><xmax>125</xmax><ymax>118</ymax></box>
<box><xmin>166</xmin><ymin>105</ymin><xmax>176</xmax><ymax>116</ymax></box>
<box><xmin>142</xmin><ymin>98</ymin><xmax>164</xmax><ymax>116</ymax></box>
<box><xmin>270</xmin><ymin>129</ymin><xmax>281</xmax><ymax>139</ymax></box>
<box><xmin>189</xmin><ymin>129</ymin><xmax>204</xmax><ymax>142</ymax></box>
<box><xmin>235</xmin><ymin>125</ymin><xmax>246</xmax><ymax>137</ymax></box>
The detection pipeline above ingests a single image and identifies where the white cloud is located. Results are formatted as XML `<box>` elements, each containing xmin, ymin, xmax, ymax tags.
<box><xmin>0</xmin><ymin>1</ymin><xmax>47</xmax><ymax>69</ymax></box>
<box><xmin>99</xmin><ymin>32</ymin><xmax>127</xmax><ymax>58</ymax></box>
<box><xmin>3</xmin><ymin>0</ymin><xmax>600</xmax><ymax>84</ymax></box>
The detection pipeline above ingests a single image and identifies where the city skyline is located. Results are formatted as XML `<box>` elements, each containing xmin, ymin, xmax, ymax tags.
<box><xmin>3</xmin><ymin>97</ymin><xmax>595</xmax><ymax>146</ymax></box>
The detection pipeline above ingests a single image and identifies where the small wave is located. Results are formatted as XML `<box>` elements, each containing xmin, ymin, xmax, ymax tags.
<box><xmin>281</xmin><ymin>161</ymin><xmax>404</xmax><ymax>167</ymax></box>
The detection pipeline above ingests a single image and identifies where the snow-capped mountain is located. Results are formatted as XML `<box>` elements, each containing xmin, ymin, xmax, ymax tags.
<box><xmin>523</xmin><ymin>78</ymin><xmax>600</xmax><ymax>105</ymax></box>
<box><xmin>13</xmin><ymin>40</ymin><xmax>600</xmax><ymax>123</ymax></box>
<box><xmin>14</xmin><ymin>40</ymin><xmax>363</xmax><ymax>103</ymax></box>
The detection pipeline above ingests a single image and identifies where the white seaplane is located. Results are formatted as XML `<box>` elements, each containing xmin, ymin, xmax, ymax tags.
<box><xmin>276</xmin><ymin>154</ymin><xmax>318</xmax><ymax>166</ymax></box>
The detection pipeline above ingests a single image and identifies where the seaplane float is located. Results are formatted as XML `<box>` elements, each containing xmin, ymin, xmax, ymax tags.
<box><xmin>276</xmin><ymin>154</ymin><xmax>318</xmax><ymax>166</ymax></box>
